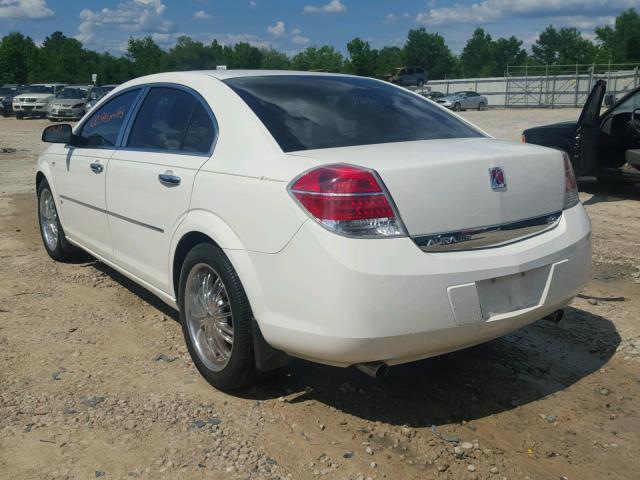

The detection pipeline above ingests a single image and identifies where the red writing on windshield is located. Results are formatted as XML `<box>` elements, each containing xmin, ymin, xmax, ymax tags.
<box><xmin>89</xmin><ymin>105</ymin><xmax>126</xmax><ymax>129</ymax></box>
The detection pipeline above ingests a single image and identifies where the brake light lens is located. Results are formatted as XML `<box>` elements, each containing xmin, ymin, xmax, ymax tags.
<box><xmin>563</xmin><ymin>152</ymin><xmax>579</xmax><ymax>209</ymax></box>
<box><xmin>289</xmin><ymin>164</ymin><xmax>406</xmax><ymax>237</ymax></box>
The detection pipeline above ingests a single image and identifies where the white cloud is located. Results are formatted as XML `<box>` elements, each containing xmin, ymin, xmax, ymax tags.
<box><xmin>304</xmin><ymin>0</ymin><xmax>346</xmax><ymax>14</ymax></box>
<box><xmin>292</xmin><ymin>33</ymin><xmax>310</xmax><ymax>45</ymax></box>
<box><xmin>267</xmin><ymin>20</ymin><xmax>286</xmax><ymax>38</ymax></box>
<box><xmin>193</xmin><ymin>10</ymin><xmax>213</xmax><ymax>20</ymax></box>
<box><xmin>76</xmin><ymin>0</ymin><xmax>175</xmax><ymax>45</ymax></box>
<box><xmin>0</xmin><ymin>0</ymin><xmax>53</xmax><ymax>19</ymax></box>
<box><xmin>249</xmin><ymin>0</ymin><xmax>256</xmax><ymax>7</ymax></box>
<box><xmin>550</xmin><ymin>15</ymin><xmax>616</xmax><ymax>30</ymax></box>
<box><xmin>416</xmin><ymin>0</ymin><xmax>637</xmax><ymax>27</ymax></box>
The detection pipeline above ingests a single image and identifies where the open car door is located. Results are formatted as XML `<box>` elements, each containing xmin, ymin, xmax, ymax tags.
<box><xmin>572</xmin><ymin>79</ymin><xmax>606</xmax><ymax>176</ymax></box>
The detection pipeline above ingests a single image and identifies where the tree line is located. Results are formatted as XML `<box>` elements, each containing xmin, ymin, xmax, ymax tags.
<box><xmin>0</xmin><ymin>8</ymin><xmax>638</xmax><ymax>86</ymax></box>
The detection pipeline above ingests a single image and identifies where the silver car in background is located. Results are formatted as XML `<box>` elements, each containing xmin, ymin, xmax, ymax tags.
<box><xmin>437</xmin><ymin>91</ymin><xmax>488</xmax><ymax>111</ymax></box>
<box><xmin>84</xmin><ymin>84</ymin><xmax>119</xmax><ymax>113</ymax></box>
<box><xmin>47</xmin><ymin>85</ymin><xmax>103</xmax><ymax>121</ymax></box>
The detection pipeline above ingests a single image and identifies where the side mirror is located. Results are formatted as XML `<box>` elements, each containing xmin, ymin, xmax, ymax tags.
<box><xmin>42</xmin><ymin>123</ymin><xmax>72</xmax><ymax>144</ymax></box>
<box><xmin>604</xmin><ymin>94</ymin><xmax>616</xmax><ymax>108</ymax></box>
<box><xmin>631</xmin><ymin>108</ymin><xmax>640</xmax><ymax>134</ymax></box>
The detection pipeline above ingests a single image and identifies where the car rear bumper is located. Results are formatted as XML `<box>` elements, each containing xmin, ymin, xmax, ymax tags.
<box><xmin>228</xmin><ymin>204</ymin><xmax>591</xmax><ymax>367</ymax></box>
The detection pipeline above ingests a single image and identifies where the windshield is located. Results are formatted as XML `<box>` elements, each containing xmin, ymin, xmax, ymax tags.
<box><xmin>0</xmin><ymin>87</ymin><xmax>15</xmax><ymax>95</ymax></box>
<box><xmin>25</xmin><ymin>85</ymin><xmax>54</xmax><ymax>94</ymax></box>
<box><xmin>225</xmin><ymin>75</ymin><xmax>483</xmax><ymax>152</ymax></box>
<box><xmin>57</xmin><ymin>87</ymin><xmax>88</xmax><ymax>99</ymax></box>
<box><xmin>452</xmin><ymin>91</ymin><xmax>466</xmax><ymax>96</ymax></box>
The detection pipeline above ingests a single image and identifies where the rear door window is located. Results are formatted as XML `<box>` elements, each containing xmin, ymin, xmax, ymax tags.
<box><xmin>127</xmin><ymin>87</ymin><xmax>215</xmax><ymax>153</ymax></box>
<box><xmin>225</xmin><ymin>75</ymin><xmax>483</xmax><ymax>152</ymax></box>
<box><xmin>78</xmin><ymin>89</ymin><xmax>141</xmax><ymax>147</ymax></box>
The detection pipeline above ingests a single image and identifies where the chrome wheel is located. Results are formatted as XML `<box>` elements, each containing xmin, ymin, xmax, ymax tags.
<box><xmin>39</xmin><ymin>189</ymin><xmax>59</xmax><ymax>251</ymax></box>
<box><xmin>185</xmin><ymin>263</ymin><xmax>234</xmax><ymax>371</ymax></box>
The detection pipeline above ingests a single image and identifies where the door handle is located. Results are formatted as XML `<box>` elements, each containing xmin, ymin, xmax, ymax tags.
<box><xmin>90</xmin><ymin>162</ymin><xmax>103</xmax><ymax>174</ymax></box>
<box><xmin>158</xmin><ymin>172</ymin><xmax>181</xmax><ymax>187</ymax></box>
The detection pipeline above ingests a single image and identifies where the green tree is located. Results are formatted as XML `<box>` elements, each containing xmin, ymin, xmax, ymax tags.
<box><xmin>0</xmin><ymin>32</ymin><xmax>37</xmax><ymax>83</ymax></box>
<box><xmin>260</xmin><ymin>48</ymin><xmax>291</xmax><ymax>69</ymax></box>
<box><xmin>596</xmin><ymin>9</ymin><xmax>640</xmax><ymax>63</ymax></box>
<box><xmin>491</xmin><ymin>36</ymin><xmax>527</xmax><ymax>75</ymax></box>
<box><xmin>375</xmin><ymin>46</ymin><xmax>405</xmax><ymax>77</ymax></box>
<box><xmin>459</xmin><ymin>28</ymin><xmax>493</xmax><ymax>77</ymax></box>
<box><xmin>162</xmin><ymin>36</ymin><xmax>215</xmax><ymax>71</ymax></box>
<box><xmin>346</xmin><ymin>37</ymin><xmax>378</xmax><ymax>77</ymax></box>
<box><xmin>230</xmin><ymin>42</ymin><xmax>262</xmax><ymax>69</ymax></box>
<box><xmin>404</xmin><ymin>28</ymin><xmax>456</xmax><ymax>79</ymax></box>
<box><xmin>126</xmin><ymin>36</ymin><xmax>164</xmax><ymax>76</ymax></box>
<box><xmin>291</xmin><ymin>45</ymin><xmax>345</xmax><ymax>72</ymax></box>
<box><xmin>532</xmin><ymin>26</ymin><xmax>598</xmax><ymax>65</ymax></box>
<box><xmin>460</xmin><ymin>28</ymin><xmax>527</xmax><ymax>77</ymax></box>
<box><xmin>33</xmin><ymin>31</ymin><xmax>89</xmax><ymax>83</ymax></box>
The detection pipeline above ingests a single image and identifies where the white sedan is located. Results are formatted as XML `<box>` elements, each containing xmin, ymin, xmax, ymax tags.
<box><xmin>36</xmin><ymin>71</ymin><xmax>591</xmax><ymax>390</ymax></box>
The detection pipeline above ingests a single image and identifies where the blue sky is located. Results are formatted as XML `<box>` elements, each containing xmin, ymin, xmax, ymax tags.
<box><xmin>0</xmin><ymin>0</ymin><xmax>636</xmax><ymax>55</ymax></box>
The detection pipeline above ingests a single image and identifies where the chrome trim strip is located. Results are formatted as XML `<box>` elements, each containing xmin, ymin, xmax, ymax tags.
<box><xmin>412</xmin><ymin>211</ymin><xmax>562</xmax><ymax>252</ymax></box>
<box><xmin>289</xmin><ymin>189</ymin><xmax>386</xmax><ymax>197</ymax></box>
<box><xmin>60</xmin><ymin>195</ymin><xmax>164</xmax><ymax>233</ymax></box>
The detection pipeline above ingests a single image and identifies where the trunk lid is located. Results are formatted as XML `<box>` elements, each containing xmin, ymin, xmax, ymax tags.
<box><xmin>289</xmin><ymin>138</ymin><xmax>565</xmax><ymax>238</ymax></box>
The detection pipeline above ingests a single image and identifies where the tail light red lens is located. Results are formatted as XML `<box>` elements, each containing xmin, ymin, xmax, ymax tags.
<box><xmin>289</xmin><ymin>164</ymin><xmax>406</xmax><ymax>237</ymax></box>
<box><xmin>562</xmin><ymin>152</ymin><xmax>579</xmax><ymax>209</ymax></box>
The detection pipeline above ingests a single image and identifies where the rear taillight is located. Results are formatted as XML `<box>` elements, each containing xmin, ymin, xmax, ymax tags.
<box><xmin>289</xmin><ymin>164</ymin><xmax>406</xmax><ymax>237</ymax></box>
<box><xmin>562</xmin><ymin>152</ymin><xmax>579</xmax><ymax>209</ymax></box>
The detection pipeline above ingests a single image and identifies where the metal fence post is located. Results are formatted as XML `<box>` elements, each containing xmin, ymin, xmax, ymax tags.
<box><xmin>525</xmin><ymin>64</ymin><xmax>529</xmax><ymax>107</ymax></box>
<box><xmin>574</xmin><ymin>64</ymin><xmax>579</xmax><ymax>107</ymax></box>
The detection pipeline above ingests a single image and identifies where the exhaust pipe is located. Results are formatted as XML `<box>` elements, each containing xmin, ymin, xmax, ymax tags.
<box><xmin>544</xmin><ymin>309</ymin><xmax>564</xmax><ymax>323</ymax></box>
<box><xmin>355</xmin><ymin>362</ymin><xmax>389</xmax><ymax>379</ymax></box>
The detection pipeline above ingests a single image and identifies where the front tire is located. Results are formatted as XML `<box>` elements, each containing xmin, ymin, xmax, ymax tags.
<box><xmin>417</xmin><ymin>79</ymin><xmax>424</xmax><ymax>88</ymax></box>
<box><xmin>453</xmin><ymin>102</ymin><xmax>462</xmax><ymax>112</ymax></box>
<box><xmin>16</xmin><ymin>113</ymin><xmax>23</xmax><ymax>120</ymax></box>
<box><xmin>37</xmin><ymin>179</ymin><xmax>75</xmax><ymax>261</ymax></box>
<box><xmin>179</xmin><ymin>243</ymin><xmax>266</xmax><ymax>390</ymax></box>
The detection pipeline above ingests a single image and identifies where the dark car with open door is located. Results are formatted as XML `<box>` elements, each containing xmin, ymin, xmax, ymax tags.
<box><xmin>522</xmin><ymin>80</ymin><xmax>640</xmax><ymax>183</ymax></box>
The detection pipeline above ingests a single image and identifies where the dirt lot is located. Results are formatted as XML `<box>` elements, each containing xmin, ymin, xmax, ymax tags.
<box><xmin>1</xmin><ymin>111</ymin><xmax>639</xmax><ymax>480</ymax></box>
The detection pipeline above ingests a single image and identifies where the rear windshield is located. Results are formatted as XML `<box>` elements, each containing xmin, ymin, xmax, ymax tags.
<box><xmin>224</xmin><ymin>75</ymin><xmax>483</xmax><ymax>152</ymax></box>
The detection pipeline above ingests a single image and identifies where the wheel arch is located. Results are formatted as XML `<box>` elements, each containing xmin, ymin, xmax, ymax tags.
<box><xmin>169</xmin><ymin>214</ymin><xmax>291</xmax><ymax>372</ymax></box>
<box><xmin>169</xmin><ymin>209</ymin><xmax>246</xmax><ymax>301</ymax></box>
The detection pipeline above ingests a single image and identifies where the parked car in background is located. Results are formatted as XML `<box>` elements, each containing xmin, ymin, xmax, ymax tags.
<box><xmin>13</xmin><ymin>83</ymin><xmax>66</xmax><ymax>119</ymax></box>
<box><xmin>423</xmin><ymin>91</ymin><xmax>445</xmax><ymax>101</ymax></box>
<box><xmin>36</xmin><ymin>71</ymin><xmax>591</xmax><ymax>391</ymax></box>
<box><xmin>84</xmin><ymin>84</ymin><xmax>119</xmax><ymax>112</ymax></box>
<box><xmin>523</xmin><ymin>80</ymin><xmax>640</xmax><ymax>183</ymax></box>
<box><xmin>437</xmin><ymin>91</ymin><xmax>488</xmax><ymax>111</ymax></box>
<box><xmin>387</xmin><ymin>67</ymin><xmax>427</xmax><ymax>87</ymax></box>
<box><xmin>0</xmin><ymin>85</ymin><xmax>26</xmax><ymax>115</ymax></box>
<box><xmin>47</xmin><ymin>84</ymin><xmax>103</xmax><ymax>121</ymax></box>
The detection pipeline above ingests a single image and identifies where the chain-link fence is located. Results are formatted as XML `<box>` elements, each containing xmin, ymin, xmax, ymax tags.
<box><xmin>423</xmin><ymin>63</ymin><xmax>640</xmax><ymax>108</ymax></box>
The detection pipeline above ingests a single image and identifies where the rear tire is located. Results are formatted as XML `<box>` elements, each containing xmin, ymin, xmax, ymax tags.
<box><xmin>37</xmin><ymin>179</ymin><xmax>76</xmax><ymax>261</ymax></box>
<box><xmin>478</xmin><ymin>102</ymin><xmax>486</xmax><ymax>111</ymax></box>
<box><xmin>178</xmin><ymin>242</ymin><xmax>268</xmax><ymax>391</ymax></box>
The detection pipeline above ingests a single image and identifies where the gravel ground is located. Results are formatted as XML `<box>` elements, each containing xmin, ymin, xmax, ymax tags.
<box><xmin>0</xmin><ymin>111</ymin><xmax>639</xmax><ymax>480</ymax></box>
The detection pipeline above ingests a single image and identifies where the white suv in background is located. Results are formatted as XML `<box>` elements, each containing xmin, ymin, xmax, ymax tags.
<box><xmin>35</xmin><ymin>71</ymin><xmax>591</xmax><ymax>390</ymax></box>
<box><xmin>13</xmin><ymin>83</ymin><xmax>66</xmax><ymax>119</ymax></box>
